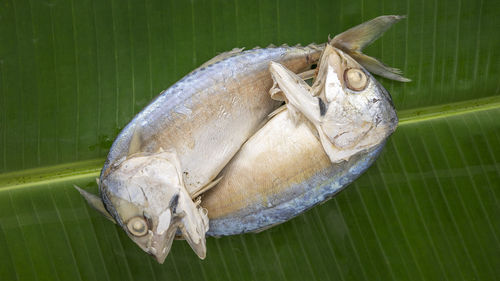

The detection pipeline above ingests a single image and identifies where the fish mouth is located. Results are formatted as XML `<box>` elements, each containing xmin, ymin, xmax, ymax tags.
<box><xmin>149</xmin><ymin>234</ymin><xmax>174</xmax><ymax>264</ymax></box>
<box><xmin>144</xmin><ymin>212</ymin><xmax>207</xmax><ymax>263</ymax></box>
<box><xmin>145</xmin><ymin>213</ymin><xmax>184</xmax><ymax>264</ymax></box>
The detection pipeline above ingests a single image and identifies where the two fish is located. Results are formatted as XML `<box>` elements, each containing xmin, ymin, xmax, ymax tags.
<box><xmin>76</xmin><ymin>15</ymin><xmax>409</xmax><ymax>263</ymax></box>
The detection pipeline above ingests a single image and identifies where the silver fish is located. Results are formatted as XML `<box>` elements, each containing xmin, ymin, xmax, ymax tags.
<box><xmin>76</xmin><ymin>15</ymin><xmax>408</xmax><ymax>263</ymax></box>
<box><xmin>204</xmin><ymin>42</ymin><xmax>404</xmax><ymax>235</ymax></box>
<box><xmin>76</xmin><ymin>44</ymin><xmax>323</xmax><ymax>263</ymax></box>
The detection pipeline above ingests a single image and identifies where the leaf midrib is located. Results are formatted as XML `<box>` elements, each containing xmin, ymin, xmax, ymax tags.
<box><xmin>1</xmin><ymin>95</ymin><xmax>499</xmax><ymax>191</ymax></box>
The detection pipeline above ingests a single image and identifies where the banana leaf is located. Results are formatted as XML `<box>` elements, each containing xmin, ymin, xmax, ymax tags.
<box><xmin>0</xmin><ymin>0</ymin><xmax>499</xmax><ymax>280</ymax></box>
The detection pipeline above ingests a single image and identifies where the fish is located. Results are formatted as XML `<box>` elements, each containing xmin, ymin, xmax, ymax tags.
<box><xmin>75</xmin><ymin>15</ymin><xmax>408</xmax><ymax>263</ymax></box>
<box><xmin>203</xmin><ymin>41</ymin><xmax>405</xmax><ymax>235</ymax></box>
<box><xmin>76</xmin><ymin>42</ymin><xmax>324</xmax><ymax>263</ymax></box>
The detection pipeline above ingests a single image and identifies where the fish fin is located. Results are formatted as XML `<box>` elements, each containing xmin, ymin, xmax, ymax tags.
<box><xmin>198</xmin><ymin>48</ymin><xmax>245</xmax><ymax>69</ymax></box>
<box><xmin>74</xmin><ymin>185</ymin><xmax>116</xmax><ymax>223</ymax></box>
<box><xmin>348</xmin><ymin>51</ymin><xmax>411</xmax><ymax>82</ymax></box>
<box><xmin>329</xmin><ymin>15</ymin><xmax>410</xmax><ymax>82</ymax></box>
<box><xmin>269</xmin><ymin>61</ymin><xmax>320</xmax><ymax>125</ymax></box>
<box><xmin>330</xmin><ymin>15</ymin><xmax>406</xmax><ymax>52</ymax></box>
<box><xmin>127</xmin><ymin>126</ymin><xmax>142</xmax><ymax>156</ymax></box>
<box><xmin>190</xmin><ymin>176</ymin><xmax>223</xmax><ymax>199</ymax></box>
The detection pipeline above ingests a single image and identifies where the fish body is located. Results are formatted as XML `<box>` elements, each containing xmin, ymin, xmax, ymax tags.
<box><xmin>204</xmin><ymin>46</ymin><xmax>399</xmax><ymax>235</ymax></box>
<box><xmin>96</xmin><ymin>45</ymin><xmax>323</xmax><ymax>263</ymax></box>
<box><xmin>202</xmin><ymin>16</ymin><xmax>408</xmax><ymax>236</ymax></box>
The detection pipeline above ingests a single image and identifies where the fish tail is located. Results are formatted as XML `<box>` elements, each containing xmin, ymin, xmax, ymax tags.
<box><xmin>330</xmin><ymin>15</ymin><xmax>410</xmax><ymax>82</ymax></box>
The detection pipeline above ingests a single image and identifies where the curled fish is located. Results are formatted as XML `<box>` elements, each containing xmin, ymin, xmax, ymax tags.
<box><xmin>76</xmin><ymin>15</ymin><xmax>408</xmax><ymax>263</ymax></box>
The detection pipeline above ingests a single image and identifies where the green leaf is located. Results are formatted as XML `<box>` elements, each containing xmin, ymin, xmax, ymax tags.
<box><xmin>0</xmin><ymin>0</ymin><xmax>499</xmax><ymax>281</ymax></box>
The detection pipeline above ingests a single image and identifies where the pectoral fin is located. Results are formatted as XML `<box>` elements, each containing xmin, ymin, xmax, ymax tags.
<box><xmin>269</xmin><ymin>61</ymin><xmax>321</xmax><ymax>124</ymax></box>
<box><xmin>74</xmin><ymin>185</ymin><xmax>116</xmax><ymax>223</ymax></box>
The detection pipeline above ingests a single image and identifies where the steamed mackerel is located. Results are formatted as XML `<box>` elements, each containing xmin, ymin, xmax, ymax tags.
<box><xmin>75</xmin><ymin>15</ymin><xmax>408</xmax><ymax>263</ymax></box>
<box><xmin>87</xmin><ymin>44</ymin><xmax>324</xmax><ymax>263</ymax></box>
<box><xmin>203</xmin><ymin>16</ymin><xmax>407</xmax><ymax>236</ymax></box>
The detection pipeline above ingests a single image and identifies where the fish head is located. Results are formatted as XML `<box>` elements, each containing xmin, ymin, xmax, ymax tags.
<box><xmin>99</xmin><ymin>150</ymin><xmax>208</xmax><ymax>263</ymax></box>
<box><xmin>314</xmin><ymin>44</ymin><xmax>398</xmax><ymax>160</ymax></box>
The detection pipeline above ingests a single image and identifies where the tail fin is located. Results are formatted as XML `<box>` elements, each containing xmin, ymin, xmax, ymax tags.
<box><xmin>330</xmin><ymin>15</ymin><xmax>410</xmax><ymax>82</ymax></box>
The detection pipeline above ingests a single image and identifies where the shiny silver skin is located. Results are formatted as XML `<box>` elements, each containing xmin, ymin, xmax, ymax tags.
<box><xmin>99</xmin><ymin>45</ymin><xmax>323</xmax><ymax>263</ymax></box>
<box><xmin>203</xmin><ymin>44</ymin><xmax>398</xmax><ymax>236</ymax></box>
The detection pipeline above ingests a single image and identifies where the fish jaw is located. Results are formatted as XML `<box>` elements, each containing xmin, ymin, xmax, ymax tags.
<box><xmin>99</xmin><ymin>150</ymin><xmax>209</xmax><ymax>263</ymax></box>
<box><xmin>148</xmin><ymin>203</ymin><xmax>208</xmax><ymax>263</ymax></box>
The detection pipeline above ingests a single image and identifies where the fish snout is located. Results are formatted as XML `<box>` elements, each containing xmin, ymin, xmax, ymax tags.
<box><xmin>145</xmin><ymin>211</ymin><xmax>185</xmax><ymax>264</ymax></box>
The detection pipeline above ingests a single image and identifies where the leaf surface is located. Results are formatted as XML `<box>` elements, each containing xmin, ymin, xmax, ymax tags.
<box><xmin>0</xmin><ymin>0</ymin><xmax>499</xmax><ymax>280</ymax></box>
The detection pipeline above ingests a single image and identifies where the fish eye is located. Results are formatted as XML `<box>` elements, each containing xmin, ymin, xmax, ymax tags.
<box><xmin>127</xmin><ymin>216</ymin><xmax>149</xmax><ymax>237</ymax></box>
<box><xmin>344</xmin><ymin>68</ymin><xmax>368</xmax><ymax>91</ymax></box>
